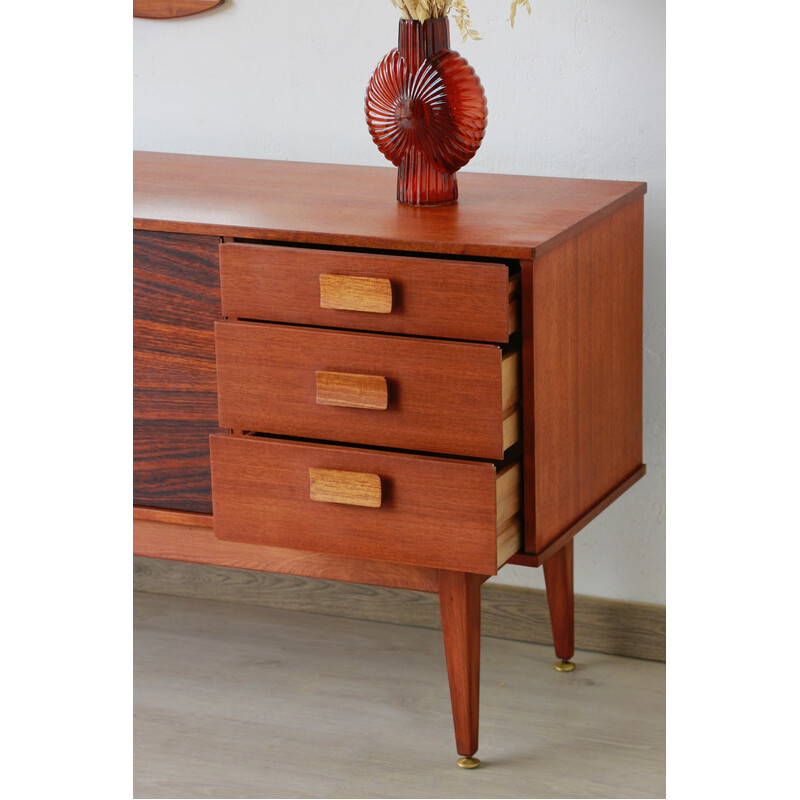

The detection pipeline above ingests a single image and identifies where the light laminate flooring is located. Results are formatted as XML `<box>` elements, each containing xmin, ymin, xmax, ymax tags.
<box><xmin>134</xmin><ymin>592</ymin><xmax>665</xmax><ymax>799</ymax></box>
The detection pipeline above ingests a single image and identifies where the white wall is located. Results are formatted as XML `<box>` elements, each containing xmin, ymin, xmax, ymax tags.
<box><xmin>134</xmin><ymin>0</ymin><xmax>665</xmax><ymax>605</ymax></box>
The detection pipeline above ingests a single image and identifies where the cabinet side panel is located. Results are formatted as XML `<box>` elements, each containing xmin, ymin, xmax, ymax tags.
<box><xmin>133</xmin><ymin>230</ymin><xmax>222</xmax><ymax>513</ymax></box>
<box><xmin>528</xmin><ymin>199</ymin><xmax>643</xmax><ymax>552</ymax></box>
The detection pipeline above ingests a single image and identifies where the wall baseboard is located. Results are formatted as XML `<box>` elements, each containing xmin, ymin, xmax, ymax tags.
<box><xmin>133</xmin><ymin>557</ymin><xmax>665</xmax><ymax>662</ymax></box>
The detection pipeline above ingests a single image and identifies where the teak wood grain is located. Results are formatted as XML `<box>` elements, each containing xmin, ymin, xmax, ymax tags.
<box><xmin>133</xmin><ymin>0</ymin><xmax>222</xmax><ymax>18</ymax></box>
<box><xmin>507</xmin><ymin>274</ymin><xmax>520</xmax><ymax>337</ymax></box>
<box><xmin>507</xmin><ymin>465</ymin><xmax>646</xmax><ymax>567</ymax></box>
<box><xmin>209</xmin><ymin>434</ymin><xmax>519</xmax><ymax>575</ymax></box>
<box><xmin>133</xmin><ymin>230</ymin><xmax>222</xmax><ymax>513</ymax></box>
<box><xmin>133</xmin><ymin>516</ymin><xmax>440</xmax><ymax>593</ymax></box>
<box><xmin>134</xmin><ymin>535</ymin><xmax>666</xmax><ymax>662</ymax></box>
<box><xmin>495</xmin><ymin>463</ymin><xmax>522</xmax><ymax>567</ymax></box>
<box><xmin>543</xmin><ymin>540</ymin><xmax>575</xmax><ymax>662</ymax></box>
<box><xmin>319</xmin><ymin>273</ymin><xmax>393</xmax><ymax>314</ymax></box>
<box><xmin>439</xmin><ymin>570</ymin><xmax>482</xmax><ymax>757</ymax></box>
<box><xmin>132</xmin><ymin>153</ymin><xmax>647</xmax><ymax>764</ymax></box>
<box><xmin>308</xmin><ymin>468</ymin><xmax>383</xmax><ymax>508</ymax></box>
<box><xmin>134</xmin><ymin>152</ymin><xmax>646</xmax><ymax>259</ymax></box>
<box><xmin>519</xmin><ymin>198</ymin><xmax>644</xmax><ymax>554</ymax></box>
<box><xmin>133</xmin><ymin>506</ymin><xmax>214</xmax><ymax>527</ymax></box>
<box><xmin>219</xmin><ymin>243</ymin><xmax>514</xmax><ymax>342</ymax></box>
<box><xmin>214</xmin><ymin>321</ymin><xmax>518</xmax><ymax>460</ymax></box>
<box><xmin>315</xmin><ymin>371</ymin><xmax>389</xmax><ymax>411</ymax></box>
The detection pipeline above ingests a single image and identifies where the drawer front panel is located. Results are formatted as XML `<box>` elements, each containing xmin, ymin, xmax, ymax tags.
<box><xmin>219</xmin><ymin>243</ymin><xmax>516</xmax><ymax>342</ymax></box>
<box><xmin>215</xmin><ymin>321</ymin><xmax>517</xmax><ymax>459</ymax></box>
<box><xmin>210</xmin><ymin>434</ymin><xmax>519</xmax><ymax>574</ymax></box>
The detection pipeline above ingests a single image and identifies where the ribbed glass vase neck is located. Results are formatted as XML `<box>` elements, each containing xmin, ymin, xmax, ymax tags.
<box><xmin>398</xmin><ymin>18</ymin><xmax>450</xmax><ymax>72</ymax></box>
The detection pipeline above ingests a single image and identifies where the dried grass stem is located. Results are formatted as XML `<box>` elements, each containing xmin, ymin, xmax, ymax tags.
<box><xmin>389</xmin><ymin>1</ymin><xmax>531</xmax><ymax>42</ymax></box>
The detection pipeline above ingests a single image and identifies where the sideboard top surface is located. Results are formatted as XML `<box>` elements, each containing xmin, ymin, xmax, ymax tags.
<box><xmin>133</xmin><ymin>151</ymin><xmax>646</xmax><ymax>259</ymax></box>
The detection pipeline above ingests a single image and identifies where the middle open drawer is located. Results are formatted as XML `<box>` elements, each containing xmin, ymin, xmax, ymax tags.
<box><xmin>215</xmin><ymin>321</ymin><xmax>520</xmax><ymax>460</ymax></box>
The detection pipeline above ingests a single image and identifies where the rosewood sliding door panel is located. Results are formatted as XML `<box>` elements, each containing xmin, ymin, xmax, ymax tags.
<box><xmin>133</xmin><ymin>230</ymin><xmax>222</xmax><ymax>513</ymax></box>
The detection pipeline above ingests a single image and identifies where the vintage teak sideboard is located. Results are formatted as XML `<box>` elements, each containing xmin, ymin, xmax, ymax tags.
<box><xmin>133</xmin><ymin>151</ymin><xmax>646</xmax><ymax>768</ymax></box>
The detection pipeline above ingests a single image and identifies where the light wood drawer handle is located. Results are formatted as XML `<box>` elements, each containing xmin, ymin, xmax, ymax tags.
<box><xmin>309</xmin><ymin>468</ymin><xmax>382</xmax><ymax>508</ymax></box>
<box><xmin>319</xmin><ymin>274</ymin><xmax>393</xmax><ymax>314</ymax></box>
<box><xmin>315</xmin><ymin>371</ymin><xmax>389</xmax><ymax>410</ymax></box>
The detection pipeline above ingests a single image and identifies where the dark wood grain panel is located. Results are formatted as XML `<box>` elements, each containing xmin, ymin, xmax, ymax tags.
<box><xmin>133</xmin><ymin>324</ymin><xmax>218</xmax><ymax>418</ymax></box>
<box><xmin>134</xmin><ymin>420</ymin><xmax>222</xmax><ymax>513</ymax></box>
<box><xmin>134</xmin><ymin>151</ymin><xmax>646</xmax><ymax>259</ymax></box>
<box><xmin>133</xmin><ymin>231</ymin><xmax>220</xmax><ymax>328</ymax></box>
<box><xmin>210</xmin><ymin>434</ymin><xmax>508</xmax><ymax>575</ymax></box>
<box><xmin>215</xmin><ymin>321</ymin><xmax>515</xmax><ymax>459</ymax></box>
<box><xmin>219</xmin><ymin>242</ymin><xmax>513</xmax><ymax>342</ymax></box>
<box><xmin>133</xmin><ymin>230</ymin><xmax>222</xmax><ymax>512</ymax></box>
<box><xmin>521</xmin><ymin>198</ymin><xmax>644</xmax><ymax>553</ymax></box>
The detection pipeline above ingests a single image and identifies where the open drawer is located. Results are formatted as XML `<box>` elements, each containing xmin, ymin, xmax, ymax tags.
<box><xmin>215</xmin><ymin>321</ymin><xmax>520</xmax><ymax>460</ymax></box>
<box><xmin>210</xmin><ymin>434</ymin><xmax>522</xmax><ymax>575</ymax></box>
<box><xmin>219</xmin><ymin>242</ymin><xmax>519</xmax><ymax>343</ymax></box>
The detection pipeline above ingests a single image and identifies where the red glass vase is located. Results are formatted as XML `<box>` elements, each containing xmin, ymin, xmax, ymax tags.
<box><xmin>365</xmin><ymin>18</ymin><xmax>488</xmax><ymax>206</ymax></box>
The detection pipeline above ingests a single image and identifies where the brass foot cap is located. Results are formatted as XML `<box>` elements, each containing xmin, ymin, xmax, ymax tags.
<box><xmin>554</xmin><ymin>660</ymin><xmax>576</xmax><ymax>672</ymax></box>
<box><xmin>457</xmin><ymin>757</ymin><xmax>481</xmax><ymax>769</ymax></box>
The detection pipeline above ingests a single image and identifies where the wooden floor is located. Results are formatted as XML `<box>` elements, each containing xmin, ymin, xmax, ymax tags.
<box><xmin>134</xmin><ymin>592</ymin><xmax>665</xmax><ymax>799</ymax></box>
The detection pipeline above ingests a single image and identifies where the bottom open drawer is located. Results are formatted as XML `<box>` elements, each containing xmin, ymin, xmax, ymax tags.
<box><xmin>210</xmin><ymin>434</ymin><xmax>521</xmax><ymax>575</ymax></box>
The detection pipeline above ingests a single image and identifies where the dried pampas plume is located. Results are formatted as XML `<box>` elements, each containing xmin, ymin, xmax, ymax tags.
<box><xmin>509</xmin><ymin>0</ymin><xmax>532</xmax><ymax>28</ymax></box>
<box><xmin>390</xmin><ymin>1</ymin><xmax>532</xmax><ymax>42</ymax></box>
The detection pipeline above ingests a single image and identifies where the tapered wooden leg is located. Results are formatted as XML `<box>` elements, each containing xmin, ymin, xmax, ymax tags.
<box><xmin>543</xmin><ymin>539</ymin><xmax>575</xmax><ymax>669</ymax></box>
<box><xmin>438</xmin><ymin>570</ymin><xmax>482</xmax><ymax>764</ymax></box>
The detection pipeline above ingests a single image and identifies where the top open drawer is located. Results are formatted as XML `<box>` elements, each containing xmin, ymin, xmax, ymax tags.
<box><xmin>219</xmin><ymin>243</ymin><xmax>518</xmax><ymax>343</ymax></box>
